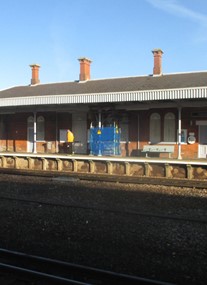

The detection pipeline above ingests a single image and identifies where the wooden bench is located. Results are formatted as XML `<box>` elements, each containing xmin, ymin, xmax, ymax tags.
<box><xmin>142</xmin><ymin>145</ymin><xmax>174</xmax><ymax>158</ymax></box>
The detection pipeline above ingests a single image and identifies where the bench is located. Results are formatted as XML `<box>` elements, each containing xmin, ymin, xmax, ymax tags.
<box><xmin>142</xmin><ymin>145</ymin><xmax>174</xmax><ymax>158</ymax></box>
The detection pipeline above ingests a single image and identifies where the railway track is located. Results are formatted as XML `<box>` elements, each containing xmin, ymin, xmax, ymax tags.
<box><xmin>0</xmin><ymin>195</ymin><xmax>207</xmax><ymax>224</ymax></box>
<box><xmin>1</xmin><ymin>167</ymin><xmax>207</xmax><ymax>189</ymax></box>
<box><xmin>0</xmin><ymin>172</ymin><xmax>206</xmax><ymax>284</ymax></box>
<box><xmin>0</xmin><ymin>248</ymin><xmax>175</xmax><ymax>285</ymax></box>
<box><xmin>0</xmin><ymin>171</ymin><xmax>206</xmax><ymax>225</ymax></box>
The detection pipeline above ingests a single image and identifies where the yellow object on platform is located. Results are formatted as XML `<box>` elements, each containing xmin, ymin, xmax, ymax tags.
<box><xmin>67</xmin><ymin>130</ymin><xmax>74</xmax><ymax>142</ymax></box>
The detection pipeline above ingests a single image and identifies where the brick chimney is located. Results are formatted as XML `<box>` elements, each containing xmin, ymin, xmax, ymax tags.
<box><xmin>30</xmin><ymin>64</ymin><xmax>40</xmax><ymax>85</ymax></box>
<box><xmin>152</xmin><ymin>49</ymin><xmax>163</xmax><ymax>76</ymax></box>
<box><xmin>78</xmin><ymin>57</ymin><xmax>92</xmax><ymax>81</ymax></box>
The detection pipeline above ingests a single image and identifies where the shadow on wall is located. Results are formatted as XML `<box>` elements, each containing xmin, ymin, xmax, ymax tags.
<box><xmin>131</xmin><ymin>149</ymin><xmax>142</xmax><ymax>157</ymax></box>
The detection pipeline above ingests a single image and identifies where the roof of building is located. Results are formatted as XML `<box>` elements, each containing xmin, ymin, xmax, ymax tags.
<box><xmin>0</xmin><ymin>71</ymin><xmax>207</xmax><ymax>99</ymax></box>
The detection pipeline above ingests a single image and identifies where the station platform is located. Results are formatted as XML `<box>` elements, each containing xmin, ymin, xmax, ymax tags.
<box><xmin>0</xmin><ymin>152</ymin><xmax>206</xmax><ymax>183</ymax></box>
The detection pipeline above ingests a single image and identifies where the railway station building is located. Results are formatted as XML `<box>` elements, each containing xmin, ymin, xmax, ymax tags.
<box><xmin>0</xmin><ymin>49</ymin><xmax>207</xmax><ymax>160</ymax></box>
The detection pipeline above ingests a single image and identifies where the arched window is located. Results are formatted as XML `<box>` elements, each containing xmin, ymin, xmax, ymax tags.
<box><xmin>27</xmin><ymin>116</ymin><xmax>34</xmax><ymax>127</ymax></box>
<box><xmin>27</xmin><ymin>116</ymin><xmax>45</xmax><ymax>141</ymax></box>
<box><xmin>37</xmin><ymin>116</ymin><xmax>45</xmax><ymax>141</ymax></box>
<box><xmin>119</xmin><ymin>115</ymin><xmax>129</xmax><ymax>142</ymax></box>
<box><xmin>164</xmin><ymin>112</ymin><xmax>175</xmax><ymax>142</ymax></box>
<box><xmin>149</xmin><ymin>113</ymin><xmax>161</xmax><ymax>143</ymax></box>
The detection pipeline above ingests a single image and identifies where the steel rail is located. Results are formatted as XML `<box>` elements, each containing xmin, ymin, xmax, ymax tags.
<box><xmin>1</xmin><ymin>167</ymin><xmax>207</xmax><ymax>189</ymax></box>
<box><xmin>0</xmin><ymin>248</ymin><xmax>175</xmax><ymax>285</ymax></box>
<box><xmin>0</xmin><ymin>263</ymin><xmax>87</xmax><ymax>285</ymax></box>
<box><xmin>0</xmin><ymin>195</ymin><xmax>206</xmax><ymax>224</ymax></box>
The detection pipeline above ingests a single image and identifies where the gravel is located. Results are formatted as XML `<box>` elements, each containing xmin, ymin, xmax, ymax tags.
<box><xmin>0</xmin><ymin>174</ymin><xmax>207</xmax><ymax>284</ymax></box>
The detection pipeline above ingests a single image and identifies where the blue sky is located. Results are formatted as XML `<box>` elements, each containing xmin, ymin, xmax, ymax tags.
<box><xmin>0</xmin><ymin>0</ymin><xmax>207</xmax><ymax>90</ymax></box>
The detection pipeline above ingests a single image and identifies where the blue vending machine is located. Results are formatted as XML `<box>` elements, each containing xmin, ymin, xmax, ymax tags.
<box><xmin>90</xmin><ymin>127</ymin><xmax>120</xmax><ymax>156</ymax></box>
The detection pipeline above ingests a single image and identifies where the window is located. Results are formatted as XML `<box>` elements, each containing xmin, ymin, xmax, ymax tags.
<box><xmin>164</xmin><ymin>112</ymin><xmax>175</xmax><ymax>142</ymax></box>
<box><xmin>27</xmin><ymin>116</ymin><xmax>34</xmax><ymax>127</ymax></box>
<box><xmin>27</xmin><ymin>116</ymin><xmax>45</xmax><ymax>141</ymax></box>
<box><xmin>149</xmin><ymin>113</ymin><xmax>161</xmax><ymax>143</ymax></box>
<box><xmin>120</xmin><ymin>123</ymin><xmax>128</xmax><ymax>142</ymax></box>
<box><xmin>37</xmin><ymin>116</ymin><xmax>45</xmax><ymax>141</ymax></box>
<box><xmin>119</xmin><ymin>116</ymin><xmax>129</xmax><ymax>142</ymax></box>
<box><xmin>177</xmin><ymin>129</ymin><xmax>187</xmax><ymax>144</ymax></box>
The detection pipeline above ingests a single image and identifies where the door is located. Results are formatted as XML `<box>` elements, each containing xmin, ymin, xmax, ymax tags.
<box><xmin>72</xmin><ymin>113</ymin><xmax>87</xmax><ymax>154</ymax></box>
<box><xmin>27</xmin><ymin>127</ymin><xmax>34</xmax><ymax>152</ymax></box>
<box><xmin>198</xmin><ymin>125</ymin><xmax>207</xmax><ymax>158</ymax></box>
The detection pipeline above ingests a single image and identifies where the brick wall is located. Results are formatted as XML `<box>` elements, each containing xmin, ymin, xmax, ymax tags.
<box><xmin>126</xmin><ymin>107</ymin><xmax>207</xmax><ymax>159</ymax></box>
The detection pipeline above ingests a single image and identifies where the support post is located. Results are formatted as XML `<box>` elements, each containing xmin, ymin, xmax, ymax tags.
<box><xmin>55</xmin><ymin>112</ymin><xmax>59</xmax><ymax>153</ymax></box>
<box><xmin>137</xmin><ymin>113</ymin><xmax>140</xmax><ymax>153</ymax></box>
<box><xmin>33</xmin><ymin>112</ymin><xmax>37</xmax><ymax>154</ymax></box>
<box><xmin>177</xmin><ymin>107</ymin><xmax>182</xmax><ymax>159</ymax></box>
<box><xmin>98</xmin><ymin>110</ymin><xmax>102</xmax><ymax>156</ymax></box>
<box><xmin>98</xmin><ymin>110</ymin><xmax>101</xmax><ymax>128</ymax></box>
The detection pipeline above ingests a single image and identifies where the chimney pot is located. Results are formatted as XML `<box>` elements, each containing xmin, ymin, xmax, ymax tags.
<box><xmin>78</xmin><ymin>57</ymin><xmax>92</xmax><ymax>81</ymax></box>
<box><xmin>152</xmin><ymin>49</ymin><xmax>163</xmax><ymax>76</ymax></box>
<box><xmin>30</xmin><ymin>64</ymin><xmax>40</xmax><ymax>85</ymax></box>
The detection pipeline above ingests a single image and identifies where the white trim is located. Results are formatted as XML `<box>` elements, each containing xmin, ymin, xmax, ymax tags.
<box><xmin>177</xmin><ymin>129</ymin><xmax>187</xmax><ymax>144</ymax></box>
<box><xmin>1</xmin><ymin>151</ymin><xmax>207</xmax><ymax>165</ymax></box>
<box><xmin>0</xmin><ymin>86</ymin><xmax>206</xmax><ymax>107</ymax></box>
<box><xmin>198</xmin><ymin>125</ymin><xmax>207</xmax><ymax>158</ymax></box>
<box><xmin>158</xmin><ymin>142</ymin><xmax>176</xmax><ymax>144</ymax></box>
<box><xmin>27</xmin><ymin>127</ymin><xmax>34</xmax><ymax>153</ymax></box>
<box><xmin>33</xmin><ymin>112</ymin><xmax>37</xmax><ymax>153</ymax></box>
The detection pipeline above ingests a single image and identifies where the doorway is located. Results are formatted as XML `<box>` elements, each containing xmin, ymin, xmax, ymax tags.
<box><xmin>27</xmin><ymin>115</ymin><xmax>34</xmax><ymax>153</ymax></box>
<box><xmin>72</xmin><ymin>113</ymin><xmax>87</xmax><ymax>154</ymax></box>
<box><xmin>198</xmin><ymin>125</ymin><xmax>207</xmax><ymax>158</ymax></box>
<box><xmin>27</xmin><ymin>127</ymin><xmax>34</xmax><ymax>152</ymax></box>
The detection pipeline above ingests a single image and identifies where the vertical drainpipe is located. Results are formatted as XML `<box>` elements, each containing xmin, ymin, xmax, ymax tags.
<box><xmin>55</xmin><ymin>112</ymin><xmax>59</xmax><ymax>153</ymax></box>
<box><xmin>33</xmin><ymin>112</ymin><xmax>37</xmax><ymax>153</ymax></box>
<box><xmin>98</xmin><ymin>110</ymin><xmax>101</xmax><ymax>128</ymax></box>
<box><xmin>177</xmin><ymin>107</ymin><xmax>182</xmax><ymax>159</ymax></box>
<box><xmin>137</xmin><ymin>113</ymin><xmax>140</xmax><ymax>151</ymax></box>
<box><xmin>98</xmin><ymin>110</ymin><xmax>102</xmax><ymax>156</ymax></box>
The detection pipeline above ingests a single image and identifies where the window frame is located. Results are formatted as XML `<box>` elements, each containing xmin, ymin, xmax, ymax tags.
<box><xmin>36</xmin><ymin>116</ymin><xmax>45</xmax><ymax>141</ymax></box>
<box><xmin>149</xmin><ymin>112</ymin><xmax>161</xmax><ymax>144</ymax></box>
<box><xmin>163</xmin><ymin>112</ymin><xmax>176</xmax><ymax>143</ymax></box>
